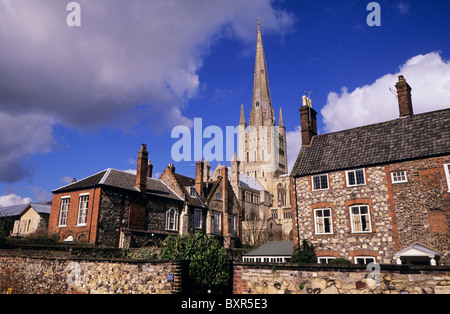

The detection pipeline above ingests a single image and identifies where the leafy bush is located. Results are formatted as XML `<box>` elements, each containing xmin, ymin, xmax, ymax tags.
<box><xmin>290</xmin><ymin>240</ymin><xmax>317</xmax><ymax>264</ymax></box>
<box><xmin>20</xmin><ymin>233</ymin><xmax>59</xmax><ymax>244</ymax></box>
<box><xmin>160</xmin><ymin>234</ymin><xmax>230</xmax><ymax>288</ymax></box>
<box><xmin>122</xmin><ymin>246</ymin><xmax>159</xmax><ymax>260</ymax></box>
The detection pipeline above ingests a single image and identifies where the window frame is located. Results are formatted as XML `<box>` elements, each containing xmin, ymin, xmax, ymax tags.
<box><xmin>354</xmin><ymin>256</ymin><xmax>376</xmax><ymax>265</ymax></box>
<box><xmin>349</xmin><ymin>204</ymin><xmax>372</xmax><ymax>233</ymax></box>
<box><xmin>314</xmin><ymin>208</ymin><xmax>333</xmax><ymax>235</ymax></box>
<box><xmin>76</xmin><ymin>193</ymin><xmax>89</xmax><ymax>226</ymax></box>
<box><xmin>193</xmin><ymin>209</ymin><xmax>203</xmax><ymax>229</ymax></box>
<box><xmin>391</xmin><ymin>170</ymin><xmax>408</xmax><ymax>184</ymax></box>
<box><xmin>312</xmin><ymin>174</ymin><xmax>329</xmax><ymax>191</ymax></box>
<box><xmin>58</xmin><ymin>196</ymin><xmax>70</xmax><ymax>227</ymax></box>
<box><xmin>346</xmin><ymin>169</ymin><xmax>366</xmax><ymax>187</ymax></box>
<box><xmin>213</xmin><ymin>211</ymin><xmax>221</xmax><ymax>235</ymax></box>
<box><xmin>318</xmin><ymin>257</ymin><xmax>336</xmax><ymax>264</ymax></box>
<box><xmin>166</xmin><ymin>207</ymin><xmax>179</xmax><ymax>231</ymax></box>
<box><xmin>445</xmin><ymin>163</ymin><xmax>450</xmax><ymax>192</ymax></box>
<box><xmin>228</xmin><ymin>215</ymin><xmax>236</xmax><ymax>237</ymax></box>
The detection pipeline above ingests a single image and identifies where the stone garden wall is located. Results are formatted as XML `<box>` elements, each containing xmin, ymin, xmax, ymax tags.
<box><xmin>233</xmin><ymin>262</ymin><xmax>450</xmax><ymax>294</ymax></box>
<box><xmin>0</xmin><ymin>252</ymin><xmax>188</xmax><ymax>294</ymax></box>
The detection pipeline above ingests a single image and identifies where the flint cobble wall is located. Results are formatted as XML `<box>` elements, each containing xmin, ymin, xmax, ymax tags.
<box><xmin>0</xmin><ymin>253</ymin><xmax>187</xmax><ymax>294</ymax></box>
<box><xmin>233</xmin><ymin>263</ymin><xmax>450</xmax><ymax>294</ymax></box>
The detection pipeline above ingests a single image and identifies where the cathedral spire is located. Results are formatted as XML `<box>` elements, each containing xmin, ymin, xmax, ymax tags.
<box><xmin>250</xmin><ymin>20</ymin><xmax>274</xmax><ymax>127</ymax></box>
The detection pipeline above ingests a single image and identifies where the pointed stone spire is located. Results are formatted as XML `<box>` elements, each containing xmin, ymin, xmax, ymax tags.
<box><xmin>239</xmin><ymin>104</ymin><xmax>246</xmax><ymax>125</ymax></box>
<box><xmin>279</xmin><ymin>107</ymin><xmax>285</xmax><ymax>128</ymax></box>
<box><xmin>250</xmin><ymin>20</ymin><xmax>274</xmax><ymax>127</ymax></box>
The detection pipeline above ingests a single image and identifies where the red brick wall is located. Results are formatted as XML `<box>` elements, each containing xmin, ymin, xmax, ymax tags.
<box><xmin>48</xmin><ymin>187</ymin><xmax>101</xmax><ymax>244</ymax></box>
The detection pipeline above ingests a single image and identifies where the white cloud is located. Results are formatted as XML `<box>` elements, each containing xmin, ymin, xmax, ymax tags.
<box><xmin>0</xmin><ymin>0</ymin><xmax>295</xmax><ymax>182</ymax></box>
<box><xmin>321</xmin><ymin>52</ymin><xmax>450</xmax><ymax>133</ymax></box>
<box><xmin>286</xmin><ymin>52</ymin><xmax>450</xmax><ymax>172</ymax></box>
<box><xmin>0</xmin><ymin>194</ymin><xmax>32</xmax><ymax>208</ymax></box>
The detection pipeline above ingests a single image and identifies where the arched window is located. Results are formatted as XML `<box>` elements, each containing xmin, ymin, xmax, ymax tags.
<box><xmin>166</xmin><ymin>207</ymin><xmax>179</xmax><ymax>231</ymax></box>
<box><xmin>277</xmin><ymin>184</ymin><xmax>285</xmax><ymax>207</ymax></box>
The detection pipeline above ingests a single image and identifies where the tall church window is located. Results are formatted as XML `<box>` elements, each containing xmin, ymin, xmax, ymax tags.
<box><xmin>277</xmin><ymin>184</ymin><xmax>285</xmax><ymax>207</ymax></box>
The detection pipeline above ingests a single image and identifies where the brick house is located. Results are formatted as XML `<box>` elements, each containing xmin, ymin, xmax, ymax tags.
<box><xmin>48</xmin><ymin>145</ymin><xmax>184</xmax><ymax>247</ymax></box>
<box><xmin>290</xmin><ymin>76</ymin><xmax>449</xmax><ymax>265</ymax></box>
<box><xmin>160</xmin><ymin>160</ymin><xmax>242</xmax><ymax>248</ymax></box>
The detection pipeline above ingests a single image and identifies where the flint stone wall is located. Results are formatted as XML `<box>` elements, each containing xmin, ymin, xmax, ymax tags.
<box><xmin>233</xmin><ymin>263</ymin><xmax>450</xmax><ymax>294</ymax></box>
<box><xmin>0</xmin><ymin>253</ymin><xmax>187</xmax><ymax>294</ymax></box>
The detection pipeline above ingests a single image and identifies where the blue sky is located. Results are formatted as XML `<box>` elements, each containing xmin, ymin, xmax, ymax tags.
<box><xmin>1</xmin><ymin>0</ymin><xmax>449</xmax><ymax>206</ymax></box>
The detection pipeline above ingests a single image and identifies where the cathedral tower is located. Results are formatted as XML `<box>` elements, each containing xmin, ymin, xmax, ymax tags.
<box><xmin>237</xmin><ymin>21</ymin><xmax>288</xmax><ymax>192</ymax></box>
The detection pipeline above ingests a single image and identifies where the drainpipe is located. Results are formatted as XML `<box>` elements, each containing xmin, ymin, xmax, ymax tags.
<box><xmin>87</xmin><ymin>185</ymin><xmax>97</xmax><ymax>244</ymax></box>
<box><xmin>293</xmin><ymin>177</ymin><xmax>301</xmax><ymax>250</ymax></box>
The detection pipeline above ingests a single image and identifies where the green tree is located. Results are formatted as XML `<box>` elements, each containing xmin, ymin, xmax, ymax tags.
<box><xmin>160</xmin><ymin>234</ymin><xmax>230</xmax><ymax>289</ymax></box>
<box><xmin>291</xmin><ymin>240</ymin><xmax>317</xmax><ymax>264</ymax></box>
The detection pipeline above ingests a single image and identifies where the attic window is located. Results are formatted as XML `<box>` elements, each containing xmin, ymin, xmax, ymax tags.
<box><xmin>189</xmin><ymin>186</ymin><xmax>197</xmax><ymax>197</ymax></box>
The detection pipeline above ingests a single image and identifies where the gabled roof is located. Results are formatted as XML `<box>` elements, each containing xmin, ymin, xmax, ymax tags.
<box><xmin>52</xmin><ymin>169</ymin><xmax>183</xmax><ymax>202</ymax></box>
<box><xmin>28</xmin><ymin>202</ymin><xmax>52</xmax><ymax>215</ymax></box>
<box><xmin>291</xmin><ymin>108</ymin><xmax>450</xmax><ymax>177</ymax></box>
<box><xmin>394</xmin><ymin>243</ymin><xmax>443</xmax><ymax>258</ymax></box>
<box><xmin>173</xmin><ymin>173</ymin><xmax>206</xmax><ymax>208</ymax></box>
<box><xmin>243</xmin><ymin>241</ymin><xmax>294</xmax><ymax>257</ymax></box>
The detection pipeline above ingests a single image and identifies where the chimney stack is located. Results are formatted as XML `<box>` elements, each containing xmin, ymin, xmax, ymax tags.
<box><xmin>147</xmin><ymin>161</ymin><xmax>153</xmax><ymax>178</ymax></box>
<box><xmin>395</xmin><ymin>75</ymin><xmax>414</xmax><ymax>117</ymax></box>
<box><xmin>136</xmin><ymin>144</ymin><xmax>149</xmax><ymax>193</ymax></box>
<box><xmin>195</xmin><ymin>159</ymin><xmax>204</xmax><ymax>197</ymax></box>
<box><xmin>299</xmin><ymin>96</ymin><xmax>318</xmax><ymax>146</ymax></box>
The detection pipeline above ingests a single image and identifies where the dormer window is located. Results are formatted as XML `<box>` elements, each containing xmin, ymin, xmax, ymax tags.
<box><xmin>189</xmin><ymin>186</ymin><xmax>197</xmax><ymax>197</ymax></box>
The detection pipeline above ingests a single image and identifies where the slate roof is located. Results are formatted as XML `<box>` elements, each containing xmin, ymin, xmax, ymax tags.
<box><xmin>0</xmin><ymin>202</ymin><xmax>51</xmax><ymax>217</ymax></box>
<box><xmin>291</xmin><ymin>108</ymin><xmax>450</xmax><ymax>177</ymax></box>
<box><xmin>52</xmin><ymin>169</ymin><xmax>183</xmax><ymax>201</ymax></box>
<box><xmin>0</xmin><ymin>204</ymin><xmax>29</xmax><ymax>217</ymax></box>
<box><xmin>243</xmin><ymin>241</ymin><xmax>294</xmax><ymax>257</ymax></box>
<box><xmin>29</xmin><ymin>202</ymin><xmax>52</xmax><ymax>215</ymax></box>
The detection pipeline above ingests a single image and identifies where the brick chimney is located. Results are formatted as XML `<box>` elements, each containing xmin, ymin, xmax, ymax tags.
<box><xmin>195</xmin><ymin>159</ymin><xmax>204</xmax><ymax>197</ymax></box>
<box><xmin>395</xmin><ymin>75</ymin><xmax>414</xmax><ymax>117</ymax></box>
<box><xmin>299</xmin><ymin>96</ymin><xmax>318</xmax><ymax>146</ymax></box>
<box><xmin>147</xmin><ymin>161</ymin><xmax>153</xmax><ymax>178</ymax></box>
<box><xmin>135</xmin><ymin>144</ymin><xmax>148</xmax><ymax>193</ymax></box>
